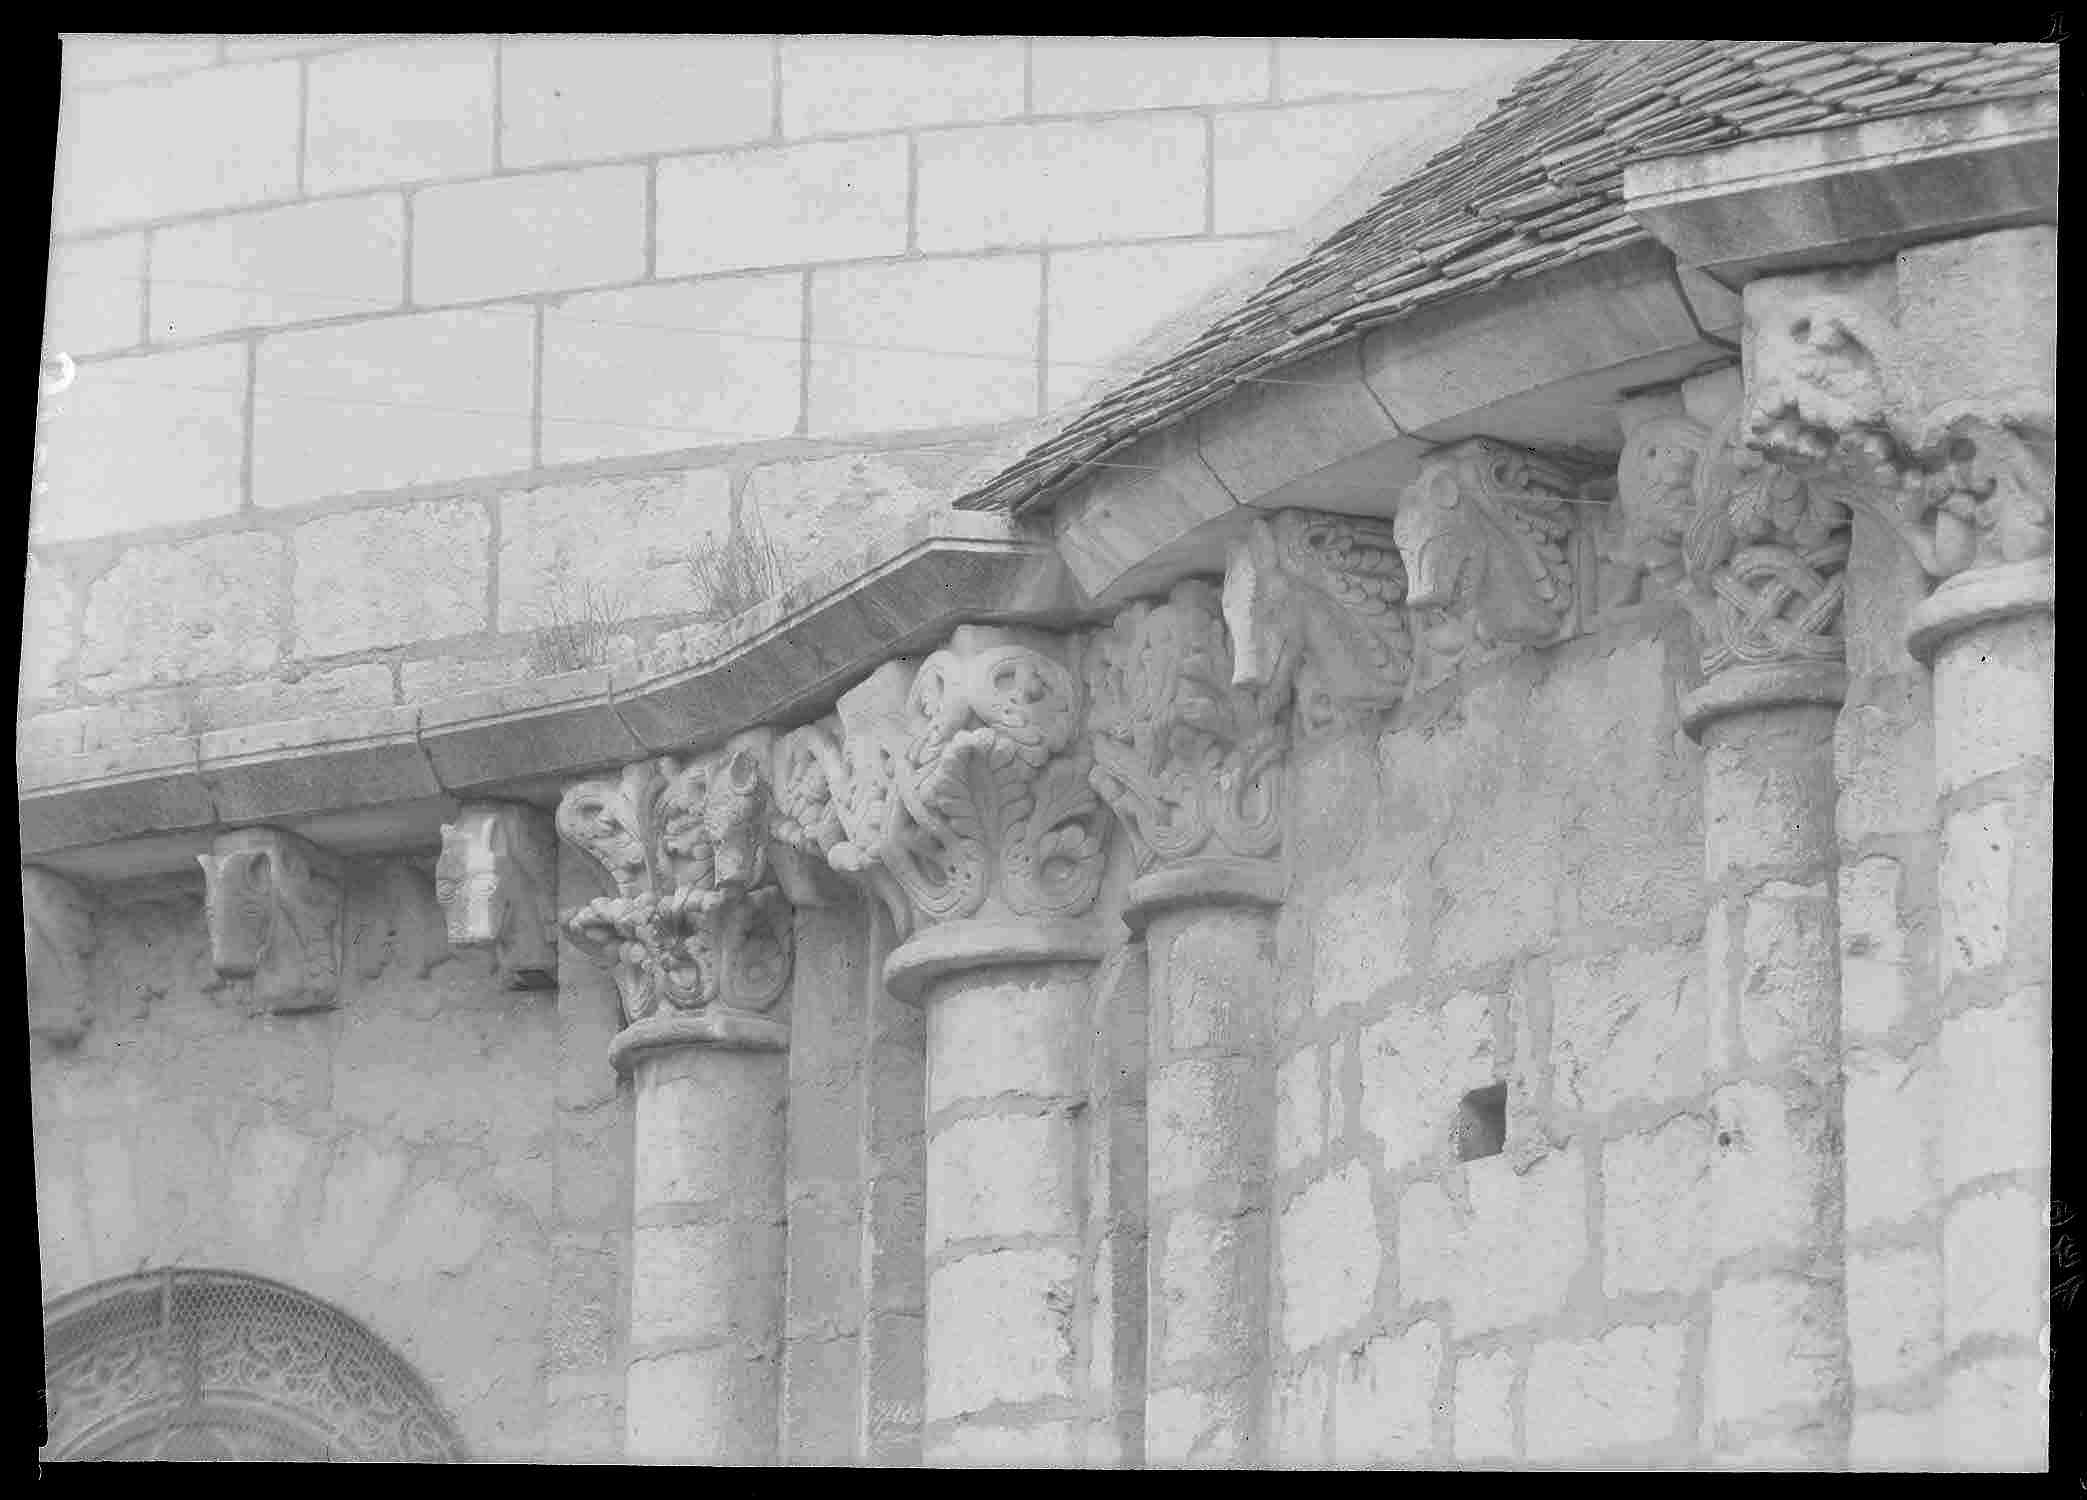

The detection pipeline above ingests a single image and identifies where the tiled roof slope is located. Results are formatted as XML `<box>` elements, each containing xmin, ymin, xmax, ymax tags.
<box><xmin>957</xmin><ymin>39</ymin><xmax>2059</xmax><ymax>515</ymax></box>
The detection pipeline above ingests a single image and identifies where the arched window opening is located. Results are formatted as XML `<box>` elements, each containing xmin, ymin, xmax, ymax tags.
<box><xmin>40</xmin><ymin>1269</ymin><xmax>466</xmax><ymax>1462</ymax></box>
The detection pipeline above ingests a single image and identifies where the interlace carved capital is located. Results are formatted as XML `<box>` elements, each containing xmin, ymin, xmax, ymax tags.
<box><xmin>1222</xmin><ymin>507</ymin><xmax>1411</xmax><ymax>737</ymax></box>
<box><xmin>24</xmin><ymin>867</ymin><xmax>96</xmax><ymax>1044</ymax></box>
<box><xmin>435</xmin><ymin>803</ymin><xmax>559</xmax><ymax>991</ymax></box>
<box><xmin>197</xmin><ymin>828</ymin><xmax>345</xmax><ymax>1014</ymax></box>
<box><xmin>1394</xmin><ymin>440</ymin><xmax>1583</xmax><ymax>686</ymax></box>
<box><xmin>1085</xmin><ymin>579</ymin><xmax>1285</xmax><ymax>874</ymax></box>
<box><xmin>555</xmin><ymin>731</ymin><xmax>794</xmax><ymax>1028</ymax></box>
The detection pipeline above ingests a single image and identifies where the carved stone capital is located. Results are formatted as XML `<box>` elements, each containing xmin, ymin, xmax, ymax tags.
<box><xmin>1393</xmin><ymin>439</ymin><xmax>1584</xmax><ymax>688</ymax></box>
<box><xmin>1085</xmin><ymin>578</ymin><xmax>1284</xmax><ymax>876</ymax></box>
<box><xmin>198</xmin><ymin>828</ymin><xmax>345</xmax><ymax>1014</ymax></box>
<box><xmin>556</xmin><ymin>730</ymin><xmax>795</xmax><ymax>1035</ymax></box>
<box><xmin>24</xmin><ymin>867</ymin><xmax>96</xmax><ymax>1044</ymax></box>
<box><xmin>1222</xmin><ymin>507</ymin><xmax>1411</xmax><ymax>737</ymax></box>
<box><xmin>435</xmin><ymin>803</ymin><xmax>558</xmax><ymax>991</ymax></box>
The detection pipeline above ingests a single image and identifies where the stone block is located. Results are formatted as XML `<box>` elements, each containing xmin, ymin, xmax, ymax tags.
<box><xmin>1938</xmin><ymin>800</ymin><xmax>2014</xmax><ymax>985</ymax></box>
<box><xmin>1833</xmin><ymin>676</ymin><xmax>1935</xmax><ymax>845</ymax></box>
<box><xmin>1940</xmin><ymin>1354</ymin><xmax>2045</xmax><ymax>1471</ymax></box>
<box><xmin>924</xmin><ymin>1248</ymin><xmax>1078</xmax><ymax>1420</ymax></box>
<box><xmin>1700</xmin><ymin>724</ymin><xmax>1840</xmax><ymax>876</ymax></box>
<box><xmin>1707</xmin><ymin>1276</ymin><xmax>1842</xmax><ymax>1431</ymax></box>
<box><xmin>1149</xmin><ymin>1058</ymin><xmax>1265</xmax><ymax>1205</ymax></box>
<box><xmin>398</xmin><ymin>650</ymin><xmax>535</xmax><ymax>703</ymax></box>
<box><xmin>33</xmin><ymin>342</ymin><xmax>246</xmax><ymax>541</ymax></box>
<box><xmin>253</xmin><ymin>306</ymin><xmax>534</xmax><ymax>507</ymax></box>
<box><xmin>1944</xmin><ymin>1186</ymin><xmax>2045</xmax><ymax>1351</ymax></box>
<box><xmin>1840</xmin><ymin>856</ymin><xmax>1909</xmax><ymax>1037</ymax></box>
<box><xmin>1047</xmin><ymin>239</ymin><xmax>1269</xmax><ymax>408</ymax></box>
<box><xmin>1848</xmin><ymin>1245</ymin><xmax>1941</xmax><ymax>1389</ymax></box>
<box><xmin>62</xmin><ymin>35</ymin><xmax>220</xmax><ymax>87</ymax></box>
<box><xmin>412</xmin><ymin>165</ymin><xmax>646</xmax><ymax>306</ymax></box>
<box><xmin>19</xmin><ymin>555</ymin><xmax>78</xmax><ymax>703</ymax></box>
<box><xmin>1215</xmin><ymin>97</ymin><xmax>1450</xmax><ymax>235</ymax></box>
<box><xmin>43</xmin><ymin>232</ymin><xmax>143</xmax><ymax>357</ymax></box>
<box><xmin>293</xmin><ymin>500</ymin><xmax>489</xmax><ymax>655</ymax></box>
<box><xmin>1031</xmin><ymin>37</ymin><xmax>1269</xmax><ymax>112</ymax></box>
<box><xmin>1453</xmin><ymin>1348</ymin><xmax>1516</xmax><ymax>1461</ymax></box>
<box><xmin>1276</xmin><ymin>39</ymin><xmax>1552</xmax><ymax>100</ymax></box>
<box><xmin>1932</xmin><ymin>615</ymin><xmax>2053</xmax><ymax>798</ymax></box>
<box><xmin>303</xmin><ymin>1139</ymin><xmax>410</xmax><ymax>1273</ymax></box>
<box><xmin>501</xmin><ymin>36</ymin><xmax>773</xmax><ymax>167</ymax></box>
<box><xmin>1153</xmin><ymin>904</ymin><xmax>1276</xmax><ymax>1054</ymax></box>
<box><xmin>626</xmin><ymin>1345</ymin><xmax>774</xmax><ymax>1462</ymax></box>
<box><xmin>1708</xmin><ymin>1080</ymin><xmax>1835</xmax><ymax>1265</ymax></box>
<box><xmin>1278</xmin><ymin>1161</ymin><xmax>1381</xmax><ymax>1353</ymax></box>
<box><xmin>915</xmin><ymin>117</ymin><xmax>1207</xmax><ymax>252</ymax></box>
<box><xmin>1603</xmin><ymin>1114</ymin><xmax>1714</xmax><ymax>1298</ymax></box>
<box><xmin>806</xmin><ymin>256</ymin><xmax>1040</xmax><ymax>435</ymax></box>
<box><xmin>1843</xmin><ymin>1047</ymin><xmax>1940</xmax><ymax>1233</ymax></box>
<box><xmin>655</xmin><ymin>136</ymin><xmax>910</xmax><ymax>277</ymax></box>
<box><xmin>495</xmin><ymin>468</ymin><xmax>731</xmax><ymax>632</ymax></box>
<box><xmin>1524</xmin><ymin>1324</ymin><xmax>1687</xmax><ymax>1461</ymax></box>
<box><xmin>927</xmin><ymin>1111</ymin><xmax>1080</xmax><ymax>1250</ymax></box>
<box><xmin>150</xmin><ymin>193</ymin><xmax>406</xmax><ymax>341</ymax></box>
<box><xmin>926</xmin><ymin>1419</ymin><xmax>1077</xmax><ymax>1467</ymax></box>
<box><xmin>1940</xmin><ymin>987</ymin><xmax>2048</xmax><ymax>1194</ymax></box>
<box><xmin>541</xmin><ymin>276</ymin><xmax>803</xmax><ymax>463</ymax></box>
<box><xmin>925</xmin><ymin>972</ymin><xmax>1086</xmax><ymax>1111</ymax></box>
<box><xmin>1331</xmin><ymin>1320</ymin><xmax>1442</xmax><ymax>1465</ymax></box>
<box><xmin>1736</xmin><ymin>879</ymin><xmax>1839</xmax><ymax>1068</ymax></box>
<box><xmin>1277</xmin><ymin>1047</ymin><xmax>1323</xmax><ymax>1174</ymax></box>
<box><xmin>1850</xmin><ymin>1407</ymin><xmax>1938</xmax><ymax>1470</ymax></box>
<box><xmin>198</xmin><ymin>663</ymin><xmax>397</xmax><ymax>729</ymax></box>
<box><xmin>1399</xmin><ymin>1146</ymin><xmax>1586</xmax><ymax>1336</ymax></box>
<box><xmin>367</xmin><ymin>1177</ymin><xmax>491</xmax><ymax>1282</ymax></box>
<box><xmin>304</xmin><ymin>39</ymin><xmax>496</xmax><ymax>193</ymax></box>
<box><xmin>1311</xmin><ymin>871</ymin><xmax>1413</xmax><ymax>1012</ymax></box>
<box><xmin>1549</xmin><ymin>944</ymin><xmax>1705</xmax><ymax>1116</ymax></box>
<box><xmin>741</xmin><ymin>447</ymin><xmax>976</xmax><ymax>579</ymax></box>
<box><xmin>631</xmin><ymin>1220</ymin><xmax>781</xmax><ymax>1342</ymax></box>
<box><xmin>1430</xmin><ymin>827</ymin><xmax>1562</xmax><ymax>971</ymax></box>
<box><xmin>1359</xmin><ymin>989</ymin><xmax>1494</xmax><ymax>1174</ymax></box>
<box><xmin>77</xmin><ymin>531</ymin><xmax>283</xmax><ymax>693</ymax></box>
<box><xmin>1893</xmin><ymin>226</ymin><xmax>2056</xmax><ymax>424</ymax></box>
<box><xmin>224</xmin><ymin>1122</ymin><xmax>315</xmax><ymax>1246</ymax></box>
<box><xmin>55</xmin><ymin>61</ymin><xmax>300</xmax><ymax>232</ymax></box>
<box><xmin>1275</xmin><ymin>1360</ymin><xmax>1331</xmax><ymax>1465</ymax></box>
<box><xmin>780</xmin><ymin>37</ymin><xmax>1024</xmax><ymax>137</ymax></box>
<box><xmin>632</xmin><ymin>1050</ymin><xmax>786</xmax><ymax>1210</ymax></box>
<box><xmin>1154</xmin><ymin>1207</ymin><xmax>1256</xmax><ymax>1368</ymax></box>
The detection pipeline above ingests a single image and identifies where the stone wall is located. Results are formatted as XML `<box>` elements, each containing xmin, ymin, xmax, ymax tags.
<box><xmin>27</xmin><ymin>33</ymin><xmax>1557</xmax><ymax>760</ymax></box>
<box><xmin>30</xmin><ymin>847</ymin><xmax>635</xmax><ymax>1461</ymax></box>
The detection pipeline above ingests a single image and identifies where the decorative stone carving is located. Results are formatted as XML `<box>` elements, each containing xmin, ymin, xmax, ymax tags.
<box><xmin>1393</xmin><ymin>439</ymin><xmax>1583</xmax><ymax>684</ymax></box>
<box><xmin>24</xmin><ymin>867</ymin><xmax>96</xmax><ymax>1044</ymax></box>
<box><xmin>1221</xmin><ymin>508</ymin><xmax>1411</xmax><ymax>736</ymax></box>
<box><xmin>1084</xmin><ymin>579</ymin><xmax>1283</xmax><ymax>873</ymax></box>
<box><xmin>197</xmin><ymin>828</ymin><xmax>345</xmax><ymax>1014</ymax></box>
<box><xmin>1610</xmin><ymin>414</ymin><xmax>1712</xmax><ymax>604</ymax></box>
<box><xmin>556</xmin><ymin>731</ymin><xmax>794</xmax><ymax>1026</ymax></box>
<box><xmin>435</xmin><ymin>804</ymin><xmax>559</xmax><ymax>990</ymax></box>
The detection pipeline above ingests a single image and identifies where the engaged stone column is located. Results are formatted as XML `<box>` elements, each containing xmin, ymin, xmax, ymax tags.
<box><xmin>776</xmin><ymin>626</ymin><xmax>1114</xmax><ymax>1466</ymax></box>
<box><xmin>1627</xmin><ymin>405</ymin><xmax>1854</xmax><ymax>1465</ymax></box>
<box><xmin>557</xmin><ymin>735</ymin><xmax>796</xmax><ymax>1465</ymax></box>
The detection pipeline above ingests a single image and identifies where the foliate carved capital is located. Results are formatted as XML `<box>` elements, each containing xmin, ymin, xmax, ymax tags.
<box><xmin>1394</xmin><ymin>440</ymin><xmax>1583</xmax><ymax>686</ymax></box>
<box><xmin>1085</xmin><ymin>579</ymin><xmax>1284</xmax><ymax>874</ymax></box>
<box><xmin>1221</xmin><ymin>507</ymin><xmax>1411</xmax><ymax>737</ymax></box>
<box><xmin>198</xmin><ymin>828</ymin><xmax>345</xmax><ymax>1014</ymax></box>
<box><xmin>435</xmin><ymin>803</ymin><xmax>558</xmax><ymax>991</ymax></box>
<box><xmin>24</xmin><ymin>867</ymin><xmax>96</xmax><ymax>1044</ymax></box>
<box><xmin>555</xmin><ymin>730</ymin><xmax>794</xmax><ymax>1029</ymax></box>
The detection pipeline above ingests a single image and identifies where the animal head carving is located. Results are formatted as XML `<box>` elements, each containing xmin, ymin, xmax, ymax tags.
<box><xmin>197</xmin><ymin>828</ymin><xmax>344</xmax><ymax>1013</ymax></box>
<box><xmin>1394</xmin><ymin>440</ymin><xmax>1579</xmax><ymax>652</ymax></box>
<box><xmin>435</xmin><ymin>804</ymin><xmax>558</xmax><ymax>990</ymax></box>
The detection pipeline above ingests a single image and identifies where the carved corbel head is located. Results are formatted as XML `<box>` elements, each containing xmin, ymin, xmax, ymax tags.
<box><xmin>1614</xmin><ymin>414</ymin><xmax>1712</xmax><ymax>595</ymax></box>
<box><xmin>197</xmin><ymin>828</ymin><xmax>345</xmax><ymax>1014</ymax></box>
<box><xmin>24</xmin><ymin>867</ymin><xmax>96</xmax><ymax>1044</ymax></box>
<box><xmin>435</xmin><ymin>803</ymin><xmax>558</xmax><ymax>990</ymax></box>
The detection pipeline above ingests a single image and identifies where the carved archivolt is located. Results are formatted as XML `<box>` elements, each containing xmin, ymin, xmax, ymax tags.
<box><xmin>1085</xmin><ymin>579</ymin><xmax>1283</xmax><ymax>872</ymax></box>
<box><xmin>435</xmin><ymin>803</ymin><xmax>558</xmax><ymax>991</ymax></box>
<box><xmin>556</xmin><ymin>732</ymin><xmax>794</xmax><ymax>1026</ymax></box>
<box><xmin>198</xmin><ymin>828</ymin><xmax>344</xmax><ymax>1014</ymax></box>
<box><xmin>24</xmin><ymin>866</ymin><xmax>96</xmax><ymax>1044</ymax></box>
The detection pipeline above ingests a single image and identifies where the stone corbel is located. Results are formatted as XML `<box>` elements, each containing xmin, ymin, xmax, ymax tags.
<box><xmin>435</xmin><ymin>803</ymin><xmax>559</xmax><ymax>991</ymax></box>
<box><xmin>556</xmin><ymin>730</ymin><xmax>795</xmax><ymax>1066</ymax></box>
<box><xmin>197</xmin><ymin>828</ymin><xmax>346</xmax><ymax>1013</ymax></box>
<box><xmin>24</xmin><ymin>867</ymin><xmax>96</xmax><ymax>1044</ymax></box>
<box><xmin>1220</xmin><ymin>507</ymin><xmax>1412</xmax><ymax>737</ymax></box>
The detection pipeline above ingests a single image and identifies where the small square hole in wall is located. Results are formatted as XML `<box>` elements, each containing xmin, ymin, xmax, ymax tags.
<box><xmin>1455</xmin><ymin>1084</ymin><xmax>1507</xmax><ymax>1162</ymax></box>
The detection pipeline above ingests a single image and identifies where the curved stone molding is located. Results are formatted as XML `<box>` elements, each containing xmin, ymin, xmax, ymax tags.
<box><xmin>24</xmin><ymin>866</ymin><xmax>96</xmax><ymax>1044</ymax></box>
<box><xmin>197</xmin><ymin>828</ymin><xmax>345</xmax><ymax>1014</ymax></box>
<box><xmin>434</xmin><ymin>803</ymin><xmax>558</xmax><ymax>991</ymax></box>
<box><xmin>1222</xmin><ymin>507</ymin><xmax>1411</xmax><ymax>736</ymax></box>
<box><xmin>556</xmin><ymin>730</ymin><xmax>795</xmax><ymax>1036</ymax></box>
<box><xmin>1085</xmin><ymin>578</ymin><xmax>1285</xmax><ymax>877</ymax></box>
<box><xmin>1394</xmin><ymin>439</ymin><xmax>1583</xmax><ymax>688</ymax></box>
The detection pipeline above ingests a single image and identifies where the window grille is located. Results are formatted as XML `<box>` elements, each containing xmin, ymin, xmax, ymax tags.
<box><xmin>40</xmin><ymin>1269</ymin><xmax>466</xmax><ymax>1462</ymax></box>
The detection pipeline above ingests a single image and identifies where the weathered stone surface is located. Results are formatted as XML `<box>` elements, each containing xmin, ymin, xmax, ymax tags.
<box><xmin>1331</xmin><ymin>1320</ymin><xmax>1441</xmax><ymax>1465</ymax></box>
<box><xmin>925</xmin><ymin>1248</ymin><xmax>1078</xmax><ymax>1419</ymax></box>
<box><xmin>43</xmin><ymin>232</ymin><xmax>143</xmax><ymax>357</ymax></box>
<box><xmin>742</xmin><ymin>447</ymin><xmax>977</xmax><ymax>579</ymax></box>
<box><xmin>781</xmin><ymin>36</ymin><xmax>1023</xmax><ymax>136</ymax></box>
<box><xmin>916</xmin><ymin>116</ymin><xmax>1206</xmax><ymax>252</ymax></box>
<box><xmin>19</xmin><ymin>555</ymin><xmax>78</xmax><ymax>703</ymax></box>
<box><xmin>1848</xmin><ymin>1245</ymin><xmax>1941</xmax><ymax>1389</ymax></box>
<box><xmin>1359</xmin><ymin>989</ymin><xmax>1493</xmax><ymax>1174</ymax></box>
<box><xmin>1736</xmin><ymin>879</ymin><xmax>1839</xmax><ymax>1068</ymax></box>
<box><xmin>1278</xmin><ymin>1161</ymin><xmax>1380</xmax><ymax>1353</ymax></box>
<box><xmin>1940</xmin><ymin>987</ymin><xmax>2048</xmax><ymax>1195</ymax></box>
<box><xmin>1893</xmin><ymin>226</ymin><xmax>2056</xmax><ymax>423</ymax></box>
<box><xmin>926</xmin><ymin>971</ymin><xmax>1086</xmax><ymax>1112</ymax></box>
<box><xmin>399</xmin><ymin>650</ymin><xmax>536</xmax><ymax>703</ymax></box>
<box><xmin>1311</xmin><ymin>872</ymin><xmax>1414</xmax><ymax>1013</ymax></box>
<box><xmin>1843</xmin><ymin>1047</ymin><xmax>1940</xmax><ymax>1233</ymax></box>
<box><xmin>1430</xmin><ymin>827</ymin><xmax>1562</xmax><ymax>971</ymax></box>
<box><xmin>502</xmin><ymin>35</ymin><xmax>773</xmax><ymax>166</ymax></box>
<box><xmin>1215</xmin><ymin>97</ymin><xmax>1448</xmax><ymax>236</ymax></box>
<box><xmin>1941</xmin><ymin>1354</ymin><xmax>2044</xmax><ymax>1471</ymax></box>
<box><xmin>1931</xmin><ymin>615</ymin><xmax>2052</xmax><ymax>799</ymax></box>
<box><xmin>1275</xmin><ymin>1360</ymin><xmax>1331</xmax><ymax>1465</ymax></box>
<box><xmin>1453</xmin><ymin>1348</ymin><xmax>1516</xmax><ymax>1461</ymax></box>
<box><xmin>1708</xmin><ymin>1081</ymin><xmax>1835</xmax><ymax>1264</ymax></box>
<box><xmin>151</xmin><ymin>193</ymin><xmax>406</xmax><ymax>342</ymax></box>
<box><xmin>496</xmin><ymin>469</ymin><xmax>730</xmax><ymax>632</ymax></box>
<box><xmin>1943</xmin><ymin>1186</ymin><xmax>2045</xmax><ymax>1351</ymax></box>
<box><xmin>305</xmin><ymin>38</ymin><xmax>496</xmax><ymax>192</ymax></box>
<box><xmin>1707</xmin><ymin>1276</ymin><xmax>1843</xmax><ymax>1431</ymax></box>
<box><xmin>656</xmin><ymin>136</ymin><xmax>910</xmax><ymax>277</ymax></box>
<box><xmin>1400</xmin><ymin>1146</ymin><xmax>1586</xmax><ymax>1336</ymax></box>
<box><xmin>1603</xmin><ymin>1115</ymin><xmax>1713</xmax><ymax>1297</ymax></box>
<box><xmin>1524</xmin><ymin>1324</ymin><xmax>1686</xmax><ymax>1461</ymax></box>
<box><xmin>1850</xmin><ymin>1408</ymin><xmax>1938</xmax><ymax>1470</ymax></box>
<box><xmin>1839</xmin><ymin>856</ymin><xmax>1909</xmax><ymax>1037</ymax></box>
<box><xmin>927</xmin><ymin>1111</ymin><xmax>1080</xmax><ymax>1250</ymax></box>
<box><xmin>1149</xmin><ymin>1058</ymin><xmax>1264</xmax><ymax>1204</ymax></box>
<box><xmin>1032</xmin><ymin>37</ymin><xmax>1268</xmax><ymax>112</ymax></box>
<box><xmin>413</xmin><ymin>165</ymin><xmax>647</xmax><ymax>306</ymax></box>
<box><xmin>293</xmin><ymin>501</ymin><xmax>490</xmax><ymax>655</ymax></box>
<box><xmin>1549</xmin><ymin>945</ymin><xmax>1705</xmax><ymax>1116</ymax></box>
<box><xmin>1937</xmin><ymin>802</ymin><xmax>2013</xmax><ymax>983</ymax></box>
<box><xmin>1276</xmin><ymin>1047</ymin><xmax>1323</xmax><ymax>1174</ymax></box>
<box><xmin>77</xmin><ymin>531</ymin><xmax>283</xmax><ymax>693</ymax></box>
<box><xmin>1154</xmin><ymin>1207</ymin><xmax>1253</xmax><ymax>1368</ymax></box>
<box><xmin>1834</xmin><ymin>677</ymin><xmax>1936</xmax><ymax>846</ymax></box>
